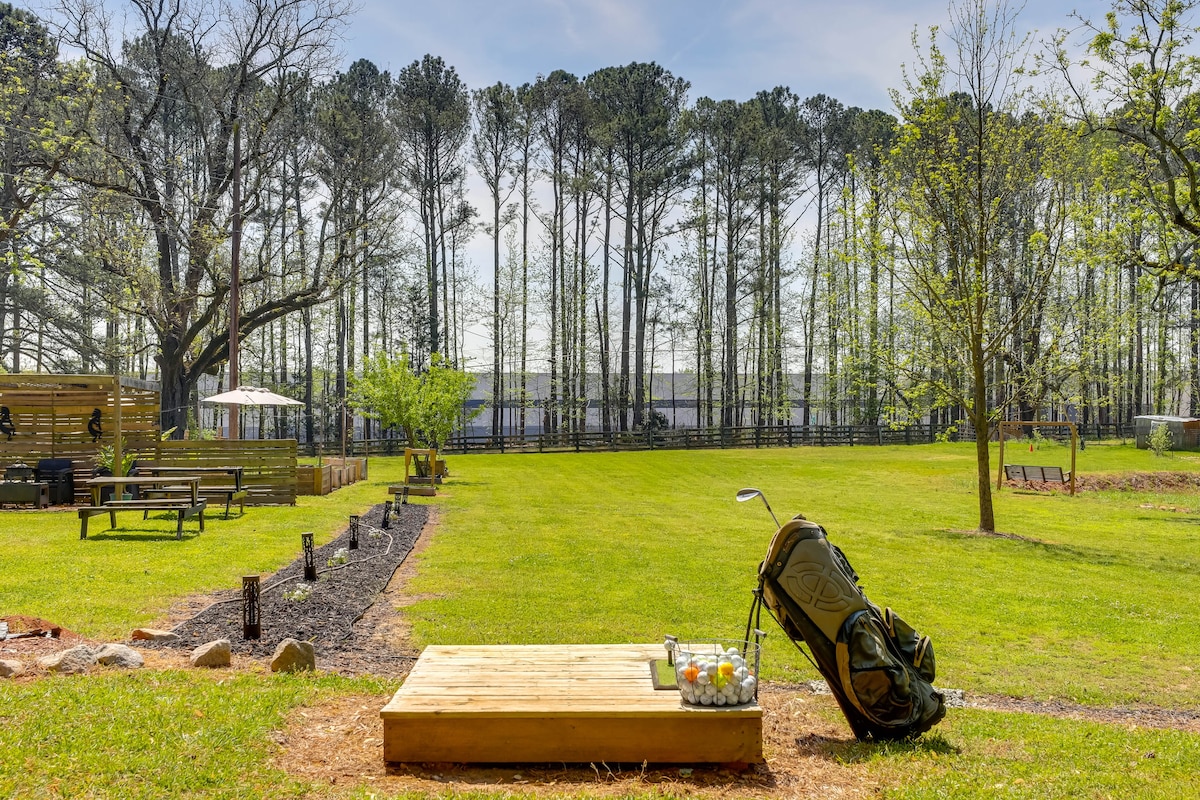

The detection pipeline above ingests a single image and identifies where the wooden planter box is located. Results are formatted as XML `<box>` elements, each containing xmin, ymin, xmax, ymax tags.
<box><xmin>296</xmin><ymin>464</ymin><xmax>332</xmax><ymax>495</ymax></box>
<box><xmin>326</xmin><ymin>457</ymin><xmax>366</xmax><ymax>484</ymax></box>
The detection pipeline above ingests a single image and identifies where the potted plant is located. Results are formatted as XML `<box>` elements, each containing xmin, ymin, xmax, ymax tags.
<box><xmin>94</xmin><ymin>440</ymin><xmax>139</xmax><ymax>501</ymax></box>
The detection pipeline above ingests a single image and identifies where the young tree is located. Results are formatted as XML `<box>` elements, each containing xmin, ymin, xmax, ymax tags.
<box><xmin>886</xmin><ymin>0</ymin><xmax>1069</xmax><ymax>531</ymax></box>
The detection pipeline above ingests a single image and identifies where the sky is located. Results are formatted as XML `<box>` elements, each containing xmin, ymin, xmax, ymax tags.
<box><xmin>343</xmin><ymin>0</ymin><xmax>1095</xmax><ymax>114</ymax></box>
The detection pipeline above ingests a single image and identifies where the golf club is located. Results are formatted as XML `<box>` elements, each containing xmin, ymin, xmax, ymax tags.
<box><xmin>736</xmin><ymin>487</ymin><xmax>780</xmax><ymax>528</ymax></box>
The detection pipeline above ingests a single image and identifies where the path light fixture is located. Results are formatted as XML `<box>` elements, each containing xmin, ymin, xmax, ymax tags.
<box><xmin>400</xmin><ymin>486</ymin><xmax>410</xmax><ymax>505</ymax></box>
<box><xmin>382</xmin><ymin>500</ymin><xmax>393</xmax><ymax>529</ymax></box>
<box><xmin>349</xmin><ymin>515</ymin><xmax>359</xmax><ymax>550</ymax></box>
<box><xmin>736</xmin><ymin>487</ymin><xmax>780</xmax><ymax>529</ymax></box>
<box><xmin>242</xmin><ymin>575</ymin><xmax>261</xmax><ymax>639</ymax></box>
<box><xmin>302</xmin><ymin>532</ymin><xmax>316</xmax><ymax>581</ymax></box>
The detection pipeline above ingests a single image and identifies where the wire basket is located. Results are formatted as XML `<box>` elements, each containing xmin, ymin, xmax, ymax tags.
<box><xmin>664</xmin><ymin>635</ymin><xmax>762</xmax><ymax>707</ymax></box>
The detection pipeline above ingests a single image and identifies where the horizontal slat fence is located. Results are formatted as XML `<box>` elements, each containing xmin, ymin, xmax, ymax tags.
<box><xmin>0</xmin><ymin>375</ymin><xmax>159</xmax><ymax>489</ymax></box>
<box><xmin>152</xmin><ymin>440</ymin><xmax>297</xmax><ymax>505</ymax></box>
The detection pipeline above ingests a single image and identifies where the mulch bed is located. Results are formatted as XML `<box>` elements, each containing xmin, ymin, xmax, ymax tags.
<box><xmin>138</xmin><ymin>501</ymin><xmax>427</xmax><ymax>675</ymax></box>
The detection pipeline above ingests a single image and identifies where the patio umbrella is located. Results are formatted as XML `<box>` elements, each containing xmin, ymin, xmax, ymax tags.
<box><xmin>201</xmin><ymin>386</ymin><xmax>303</xmax><ymax>439</ymax></box>
<box><xmin>201</xmin><ymin>386</ymin><xmax>303</xmax><ymax>406</ymax></box>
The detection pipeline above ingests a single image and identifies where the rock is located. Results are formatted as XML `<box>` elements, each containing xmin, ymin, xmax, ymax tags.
<box><xmin>270</xmin><ymin>638</ymin><xmax>315</xmax><ymax>673</ymax></box>
<box><xmin>0</xmin><ymin>659</ymin><xmax>24</xmax><ymax>678</ymax></box>
<box><xmin>95</xmin><ymin>643</ymin><xmax>144</xmax><ymax>669</ymax></box>
<box><xmin>37</xmin><ymin>645</ymin><xmax>95</xmax><ymax>674</ymax></box>
<box><xmin>131</xmin><ymin>628</ymin><xmax>179</xmax><ymax>642</ymax></box>
<box><xmin>191</xmin><ymin>639</ymin><xmax>231</xmax><ymax>668</ymax></box>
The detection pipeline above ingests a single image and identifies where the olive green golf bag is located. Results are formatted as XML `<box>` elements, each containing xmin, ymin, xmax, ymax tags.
<box><xmin>751</xmin><ymin>516</ymin><xmax>946</xmax><ymax>740</ymax></box>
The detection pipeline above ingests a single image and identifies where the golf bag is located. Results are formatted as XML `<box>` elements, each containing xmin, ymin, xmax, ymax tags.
<box><xmin>749</xmin><ymin>516</ymin><xmax>945</xmax><ymax>741</ymax></box>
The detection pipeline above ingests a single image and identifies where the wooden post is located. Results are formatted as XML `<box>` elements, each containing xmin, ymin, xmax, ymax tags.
<box><xmin>113</xmin><ymin>375</ymin><xmax>124</xmax><ymax>477</ymax></box>
<box><xmin>997</xmin><ymin>421</ymin><xmax>1007</xmax><ymax>490</ymax></box>
<box><xmin>1069</xmin><ymin>422</ymin><xmax>1077</xmax><ymax>496</ymax></box>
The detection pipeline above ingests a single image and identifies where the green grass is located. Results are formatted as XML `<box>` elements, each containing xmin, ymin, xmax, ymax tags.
<box><xmin>0</xmin><ymin>458</ymin><xmax>407</xmax><ymax>639</ymax></box>
<box><xmin>2</xmin><ymin>441</ymin><xmax>1200</xmax><ymax>798</ymax></box>
<box><xmin>405</xmin><ymin>442</ymin><xmax>1200</xmax><ymax>708</ymax></box>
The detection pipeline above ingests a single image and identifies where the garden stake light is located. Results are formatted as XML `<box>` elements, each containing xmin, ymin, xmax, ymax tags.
<box><xmin>349</xmin><ymin>515</ymin><xmax>359</xmax><ymax>550</ymax></box>
<box><xmin>382</xmin><ymin>500</ymin><xmax>393</xmax><ymax>529</ymax></box>
<box><xmin>242</xmin><ymin>575</ymin><xmax>261</xmax><ymax>639</ymax></box>
<box><xmin>302</xmin><ymin>532</ymin><xmax>317</xmax><ymax>581</ymax></box>
<box><xmin>401</xmin><ymin>485</ymin><xmax>409</xmax><ymax>505</ymax></box>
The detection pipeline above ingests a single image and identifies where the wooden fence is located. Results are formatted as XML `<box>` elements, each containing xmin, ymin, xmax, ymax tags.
<box><xmin>153</xmin><ymin>439</ymin><xmax>297</xmax><ymax>505</ymax></box>
<box><xmin>0</xmin><ymin>374</ymin><xmax>160</xmax><ymax>479</ymax></box>
<box><xmin>337</xmin><ymin>421</ymin><xmax>1135</xmax><ymax>458</ymax></box>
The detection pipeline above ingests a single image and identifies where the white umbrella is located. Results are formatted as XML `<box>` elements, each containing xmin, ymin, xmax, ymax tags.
<box><xmin>201</xmin><ymin>386</ymin><xmax>303</xmax><ymax>406</ymax></box>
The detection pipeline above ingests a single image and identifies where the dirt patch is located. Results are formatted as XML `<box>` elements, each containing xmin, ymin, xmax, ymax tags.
<box><xmin>272</xmin><ymin>685</ymin><xmax>884</xmax><ymax>799</ymax></box>
<box><xmin>1006</xmin><ymin>470</ymin><xmax>1200</xmax><ymax>494</ymax></box>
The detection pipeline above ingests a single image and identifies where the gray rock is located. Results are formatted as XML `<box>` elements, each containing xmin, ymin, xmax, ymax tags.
<box><xmin>270</xmin><ymin>638</ymin><xmax>315</xmax><ymax>673</ymax></box>
<box><xmin>95</xmin><ymin>643</ymin><xmax>144</xmax><ymax>669</ymax></box>
<box><xmin>0</xmin><ymin>659</ymin><xmax>24</xmax><ymax>678</ymax></box>
<box><xmin>131</xmin><ymin>628</ymin><xmax>179</xmax><ymax>642</ymax></box>
<box><xmin>37</xmin><ymin>645</ymin><xmax>95</xmax><ymax>674</ymax></box>
<box><xmin>191</xmin><ymin>639</ymin><xmax>231</xmax><ymax>668</ymax></box>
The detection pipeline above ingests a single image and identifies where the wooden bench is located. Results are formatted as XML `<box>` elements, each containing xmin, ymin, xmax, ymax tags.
<box><xmin>142</xmin><ymin>484</ymin><xmax>246</xmax><ymax>519</ymax></box>
<box><xmin>78</xmin><ymin>499</ymin><xmax>207</xmax><ymax>540</ymax></box>
<box><xmin>387</xmin><ymin>484</ymin><xmax>436</xmax><ymax>500</ymax></box>
<box><xmin>1004</xmin><ymin>465</ymin><xmax>1071</xmax><ymax>483</ymax></box>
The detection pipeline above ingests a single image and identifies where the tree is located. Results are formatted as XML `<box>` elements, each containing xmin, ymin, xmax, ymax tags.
<box><xmin>470</xmin><ymin>81</ymin><xmax>520</xmax><ymax>437</ymax></box>
<box><xmin>586</xmin><ymin>62</ymin><xmax>691</xmax><ymax>429</ymax></box>
<box><xmin>886</xmin><ymin>0</ymin><xmax>1069</xmax><ymax>531</ymax></box>
<box><xmin>0</xmin><ymin>4</ymin><xmax>93</xmax><ymax>368</ymax></box>
<box><xmin>47</xmin><ymin>0</ymin><xmax>353</xmax><ymax>434</ymax></box>
<box><xmin>352</xmin><ymin>351</ymin><xmax>478</xmax><ymax>449</ymax></box>
<box><xmin>392</xmin><ymin>54</ymin><xmax>470</xmax><ymax>361</ymax></box>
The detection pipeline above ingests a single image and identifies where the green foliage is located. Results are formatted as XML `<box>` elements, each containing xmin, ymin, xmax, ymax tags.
<box><xmin>93</xmin><ymin>438</ymin><xmax>138</xmax><ymax>476</ymax></box>
<box><xmin>1149</xmin><ymin>422</ymin><xmax>1173</xmax><ymax>457</ymax></box>
<box><xmin>351</xmin><ymin>352</ymin><xmax>480</xmax><ymax>449</ymax></box>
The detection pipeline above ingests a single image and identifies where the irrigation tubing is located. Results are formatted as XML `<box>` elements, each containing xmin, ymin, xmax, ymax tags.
<box><xmin>167</xmin><ymin>519</ymin><xmax>417</xmax><ymax>632</ymax></box>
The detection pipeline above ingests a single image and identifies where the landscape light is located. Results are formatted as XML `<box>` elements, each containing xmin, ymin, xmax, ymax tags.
<box><xmin>349</xmin><ymin>515</ymin><xmax>359</xmax><ymax>550</ymax></box>
<box><xmin>242</xmin><ymin>575</ymin><xmax>261</xmax><ymax>640</ymax></box>
<box><xmin>382</xmin><ymin>500</ymin><xmax>393</xmax><ymax>529</ymax></box>
<box><xmin>302</xmin><ymin>532</ymin><xmax>316</xmax><ymax>581</ymax></box>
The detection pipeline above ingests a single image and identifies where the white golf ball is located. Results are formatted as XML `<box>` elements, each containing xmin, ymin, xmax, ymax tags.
<box><xmin>699</xmin><ymin>693</ymin><xmax>713</xmax><ymax>706</ymax></box>
<box><xmin>705</xmin><ymin>663</ymin><xmax>718</xmax><ymax>678</ymax></box>
<box><xmin>714</xmin><ymin>693</ymin><xmax>727</xmax><ymax>706</ymax></box>
<box><xmin>696</xmin><ymin>672</ymin><xmax>710</xmax><ymax>686</ymax></box>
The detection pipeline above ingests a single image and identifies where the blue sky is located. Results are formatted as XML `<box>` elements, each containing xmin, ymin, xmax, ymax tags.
<box><xmin>345</xmin><ymin>0</ymin><xmax>1094</xmax><ymax>112</ymax></box>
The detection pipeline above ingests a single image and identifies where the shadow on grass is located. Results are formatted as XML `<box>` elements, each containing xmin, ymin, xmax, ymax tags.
<box><xmin>818</xmin><ymin>731</ymin><xmax>959</xmax><ymax>764</ymax></box>
<box><xmin>82</xmin><ymin>530</ymin><xmax>200</xmax><ymax>542</ymax></box>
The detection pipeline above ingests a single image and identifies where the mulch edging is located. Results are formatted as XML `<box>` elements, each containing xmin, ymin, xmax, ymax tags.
<box><xmin>139</xmin><ymin>502</ymin><xmax>427</xmax><ymax>673</ymax></box>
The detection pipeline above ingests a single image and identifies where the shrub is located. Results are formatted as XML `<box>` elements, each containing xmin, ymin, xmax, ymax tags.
<box><xmin>1148</xmin><ymin>423</ymin><xmax>1173</xmax><ymax>457</ymax></box>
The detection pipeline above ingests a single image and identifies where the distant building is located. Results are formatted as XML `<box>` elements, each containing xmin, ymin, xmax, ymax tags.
<box><xmin>1133</xmin><ymin>415</ymin><xmax>1200</xmax><ymax>450</ymax></box>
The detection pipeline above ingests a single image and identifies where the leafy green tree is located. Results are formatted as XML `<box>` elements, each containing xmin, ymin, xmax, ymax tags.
<box><xmin>352</xmin><ymin>352</ymin><xmax>479</xmax><ymax>449</ymax></box>
<box><xmin>886</xmin><ymin>0</ymin><xmax>1070</xmax><ymax>532</ymax></box>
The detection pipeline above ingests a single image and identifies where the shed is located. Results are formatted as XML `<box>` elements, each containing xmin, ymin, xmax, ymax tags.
<box><xmin>1134</xmin><ymin>415</ymin><xmax>1200</xmax><ymax>450</ymax></box>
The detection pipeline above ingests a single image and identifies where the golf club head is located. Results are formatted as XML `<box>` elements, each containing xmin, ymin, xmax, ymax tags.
<box><xmin>736</xmin><ymin>487</ymin><xmax>780</xmax><ymax>529</ymax></box>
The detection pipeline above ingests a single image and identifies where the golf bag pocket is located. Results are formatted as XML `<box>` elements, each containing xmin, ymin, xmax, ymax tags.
<box><xmin>880</xmin><ymin>606</ymin><xmax>936</xmax><ymax>683</ymax></box>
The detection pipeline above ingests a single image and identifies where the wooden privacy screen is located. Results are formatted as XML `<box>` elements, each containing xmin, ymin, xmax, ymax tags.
<box><xmin>0</xmin><ymin>374</ymin><xmax>160</xmax><ymax>479</ymax></box>
<box><xmin>153</xmin><ymin>439</ymin><xmax>297</xmax><ymax>506</ymax></box>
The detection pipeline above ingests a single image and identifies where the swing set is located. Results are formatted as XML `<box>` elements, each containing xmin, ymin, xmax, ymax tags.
<box><xmin>996</xmin><ymin>421</ymin><xmax>1078</xmax><ymax>496</ymax></box>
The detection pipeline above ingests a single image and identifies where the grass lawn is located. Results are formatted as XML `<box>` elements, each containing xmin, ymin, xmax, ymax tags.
<box><xmin>2</xmin><ymin>440</ymin><xmax>1200</xmax><ymax>798</ymax></box>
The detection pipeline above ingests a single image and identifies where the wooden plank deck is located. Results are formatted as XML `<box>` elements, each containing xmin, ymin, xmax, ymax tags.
<box><xmin>380</xmin><ymin>643</ymin><xmax>762</xmax><ymax>764</ymax></box>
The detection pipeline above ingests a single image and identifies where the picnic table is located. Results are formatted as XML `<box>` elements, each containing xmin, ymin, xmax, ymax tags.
<box><xmin>79</xmin><ymin>475</ymin><xmax>205</xmax><ymax>539</ymax></box>
<box><xmin>134</xmin><ymin>465</ymin><xmax>247</xmax><ymax>518</ymax></box>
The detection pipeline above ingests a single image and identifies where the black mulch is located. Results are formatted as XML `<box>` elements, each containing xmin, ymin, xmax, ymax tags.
<box><xmin>137</xmin><ymin>501</ymin><xmax>427</xmax><ymax>675</ymax></box>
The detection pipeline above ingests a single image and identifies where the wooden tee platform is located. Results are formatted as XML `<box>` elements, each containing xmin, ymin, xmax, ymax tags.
<box><xmin>380</xmin><ymin>643</ymin><xmax>762</xmax><ymax>764</ymax></box>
